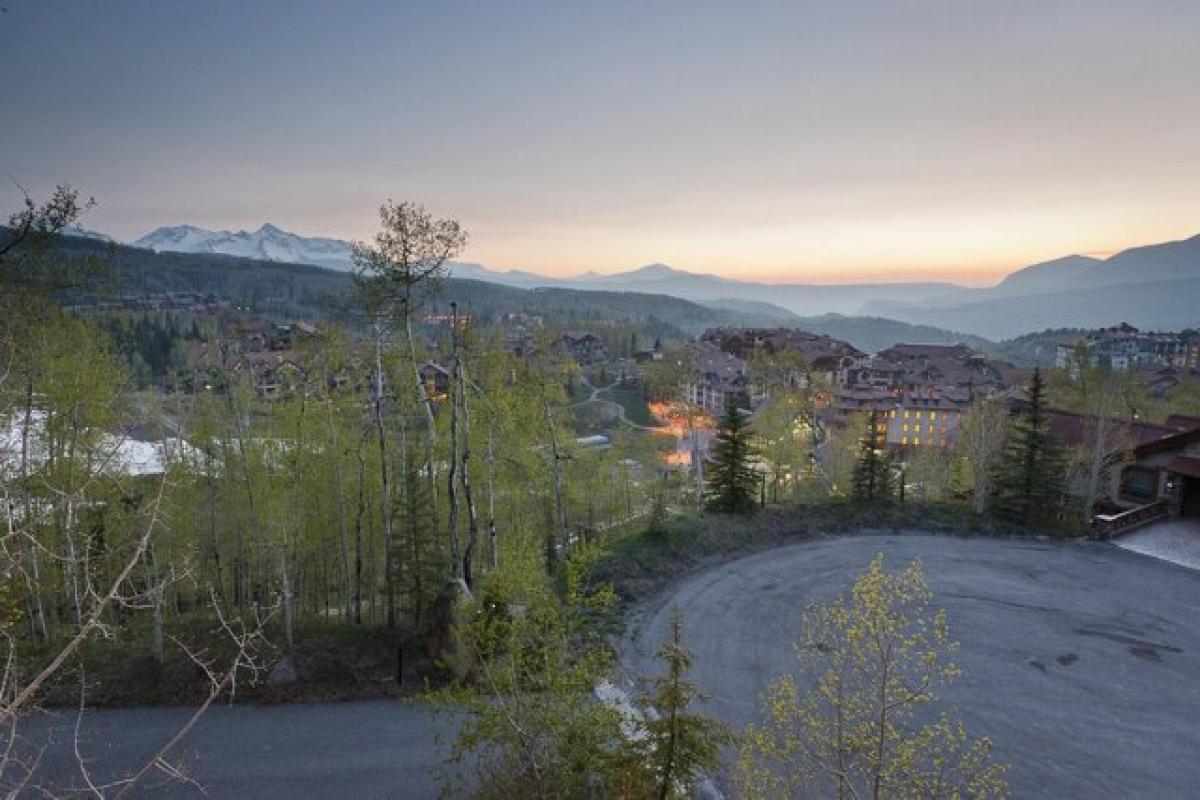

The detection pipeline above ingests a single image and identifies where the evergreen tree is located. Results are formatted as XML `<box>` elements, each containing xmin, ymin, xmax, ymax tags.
<box><xmin>851</xmin><ymin>410</ymin><xmax>893</xmax><ymax>504</ymax></box>
<box><xmin>633</xmin><ymin>607</ymin><xmax>730</xmax><ymax>800</ymax></box>
<box><xmin>990</xmin><ymin>367</ymin><xmax>1067</xmax><ymax>522</ymax></box>
<box><xmin>704</xmin><ymin>399</ymin><xmax>759</xmax><ymax>513</ymax></box>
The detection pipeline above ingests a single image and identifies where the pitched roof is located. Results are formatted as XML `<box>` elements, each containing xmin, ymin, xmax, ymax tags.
<box><xmin>1044</xmin><ymin>408</ymin><xmax>1195</xmax><ymax>452</ymax></box>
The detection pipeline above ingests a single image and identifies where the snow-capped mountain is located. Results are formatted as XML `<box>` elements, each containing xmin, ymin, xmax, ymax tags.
<box><xmin>133</xmin><ymin>223</ymin><xmax>354</xmax><ymax>270</ymax></box>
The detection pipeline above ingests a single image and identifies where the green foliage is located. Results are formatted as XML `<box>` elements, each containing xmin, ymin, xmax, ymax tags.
<box><xmin>632</xmin><ymin>608</ymin><xmax>731</xmax><ymax>799</ymax></box>
<box><xmin>641</xmin><ymin>345</ymin><xmax>696</xmax><ymax>402</ymax></box>
<box><xmin>737</xmin><ymin>556</ymin><xmax>1009</xmax><ymax>799</ymax></box>
<box><xmin>990</xmin><ymin>368</ymin><xmax>1068</xmax><ymax>523</ymax></box>
<box><xmin>904</xmin><ymin>445</ymin><xmax>954</xmax><ymax>502</ymax></box>
<box><xmin>1044</xmin><ymin>360</ymin><xmax>1150</xmax><ymax>419</ymax></box>
<box><xmin>985</xmin><ymin>327</ymin><xmax>1084</xmax><ymax>367</ymax></box>
<box><xmin>1162</xmin><ymin>378</ymin><xmax>1200</xmax><ymax>418</ymax></box>
<box><xmin>751</xmin><ymin>388</ymin><xmax>815</xmax><ymax>503</ymax></box>
<box><xmin>100</xmin><ymin>312</ymin><xmax>192</xmax><ymax>386</ymax></box>
<box><xmin>433</xmin><ymin>562</ymin><xmax>628</xmax><ymax>799</ymax></box>
<box><xmin>705</xmin><ymin>401</ymin><xmax>760</xmax><ymax>514</ymax></box>
<box><xmin>851</xmin><ymin>411</ymin><xmax>894</xmax><ymax>504</ymax></box>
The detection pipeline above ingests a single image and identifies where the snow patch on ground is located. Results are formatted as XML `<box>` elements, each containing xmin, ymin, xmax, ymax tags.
<box><xmin>1114</xmin><ymin>519</ymin><xmax>1200</xmax><ymax>571</ymax></box>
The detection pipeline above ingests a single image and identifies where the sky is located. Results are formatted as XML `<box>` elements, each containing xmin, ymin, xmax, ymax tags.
<box><xmin>2</xmin><ymin>1</ymin><xmax>1199</xmax><ymax>286</ymax></box>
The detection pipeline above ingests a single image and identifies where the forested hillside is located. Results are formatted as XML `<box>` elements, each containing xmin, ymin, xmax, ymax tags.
<box><xmin>53</xmin><ymin>235</ymin><xmax>798</xmax><ymax>338</ymax></box>
<box><xmin>788</xmin><ymin>313</ymin><xmax>992</xmax><ymax>353</ymax></box>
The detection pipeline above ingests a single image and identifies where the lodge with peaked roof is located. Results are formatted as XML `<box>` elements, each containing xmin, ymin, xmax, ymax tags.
<box><xmin>1043</xmin><ymin>409</ymin><xmax>1200</xmax><ymax>534</ymax></box>
<box><xmin>699</xmin><ymin>327</ymin><xmax>868</xmax><ymax>386</ymax></box>
<box><xmin>862</xmin><ymin>342</ymin><xmax>1021</xmax><ymax>395</ymax></box>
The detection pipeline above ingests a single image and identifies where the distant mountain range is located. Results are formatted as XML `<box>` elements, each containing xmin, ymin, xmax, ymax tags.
<box><xmin>133</xmin><ymin>224</ymin><xmax>353</xmax><ymax>271</ymax></box>
<box><xmin>862</xmin><ymin>233</ymin><xmax>1200</xmax><ymax>338</ymax></box>
<box><xmin>120</xmin><ymin>222</ymin><xmax>1200</xmax><ymax>338</ymax></box>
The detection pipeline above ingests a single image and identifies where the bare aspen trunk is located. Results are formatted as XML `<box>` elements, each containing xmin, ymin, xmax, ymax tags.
<box><xmin>144</xmin><ymin>548</ymin><xmax>165</xmax><ymax>663</ymax></box>
<box><xmin>372</xmin><ymin>319</ymin><xmax>396</xmax><ymax>629</ymax></box>
<box><xmin>447</xmin><ymin>304</ymin><xmax>461</xmax><ymax>580</ymax></box>
<box><xmin>353</xmin><ymin>433</ymin><xmax>367</xmax><ymax>625</ymax></box>
<box><xmin>486</xmin><ymin>424</ymin><xmax>498</xmax><ymax>571</ymax></box>
<box><xmin>404</xmin><ymin>306</ymin><xmax>437</xmax><ymax>448</ymax></box>
<box><xmin>218</xmin><ymin>435</ymin><xmax>246</xmax><ymax>608</ymax></box>
<box><xmin>62</xmin><ymin>497</ymin><xmax>82</xmax><ymax>629</ymax></box>
<box><xmin>403</xmin><ymin>306</ymin><xmax>440</xmax><ymax>531</ymax></box>
<box><xmin>280</xmin><ymin>547</ymin><xmax>295</xmax><ymax>653</ymax></box>
<box><xmin>230</xmin><ymin>393</ymin><xmax>265</xmax><ymax>606</ymax></box>
<box><xmin>20</xmin><ymin>378</ymin><xmax>48</xmax><ymax>640</ymax></box>
<box><xmin>282</xmin><ymin>394</ymin><xmax>307</xmax><ymax>653</ymax></box>
<box><xmin>544</xmin><ymin>397</ymin><xmax>569</xmax><ymax>561</ymax></box>
<box><xmin>688</xmin><ymin>411</ymin><xmax>704</xmax><ymax>512</ymax></box>
<box><xmin>328</xmin><ymin>404</ymin><xmax>353</xmax><ymax>620</ymax></box>
<box><xmin>457</xmin><ymin>345</ymin><xmax>480</xmax><ymax>590</ymax></box>
<box><xmin>206</xmin><ymin>462</ymin><xmax>225</xmax><ymax>605</ymax></box>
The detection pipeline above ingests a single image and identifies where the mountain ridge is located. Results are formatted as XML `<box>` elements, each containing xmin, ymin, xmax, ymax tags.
<box><xmin>113</xmin><ymin>221</ymin><xmax>1200</xmax><ymax>333</ymax></box>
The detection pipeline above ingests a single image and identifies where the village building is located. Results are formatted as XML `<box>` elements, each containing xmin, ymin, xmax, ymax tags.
<box><xmin>822</xmin><ymin>385</ymin><xmax>969</xmax><ymax>449</ymax></box>
<box><xmin>1130</xmin><ymin>364</ymin><xmax>1200</xmax><ymax>400</ymax></box>
<box><xmin>423</xmin><ymin>310</ymin><xmax>473</xmax><ymax>329</ymax></box>
<box><xmin>683</xmin><ymin>341</ymin><xmax>750</xmax><ymax>413</ymax></box>
<box><xmin>504</xmin><ymin>331</ymin><xmax>537</xmax><ymax>358</ymax></box>
<box><xmin>633</xmin><ymin>338</ymin><xmax>664</xmax><ymax>364</ymax></box>
<box><xmin>418</xmin><ymin>361</ymin><xmax>452</xmax><ymax>398</ymax></box>
<box><xmin>1055</xmin><ymin>323</ymin><xmax>1192</xmax><ymax>372</ymax></box>
<box><xmin>1044</xmin><ymin>409</ymin><xmax>1200</xmax><ymax>535</ymax></box>
<box><xmin>699</xmin><ymin>327</ymin><xmax>867</xmax><ymax>386</ymax></box>
<box><xmin>562</xmin><ymin>331</ymin><xmax>608</xmax><ymax>366</ymax></box>
<box><xmin>865</xmin><ymin>343</ymin><xmax>1020</xmax><ymax>395</ymax></box>
<box><xmin>886</xmin><ymin>388</ymin><xmax>970</xmax><ymax>449</ymax></box>
<box><xmin>184</xmin><ymin>320</ymin><xmax>325</xmax><ymax>398</ymax></box>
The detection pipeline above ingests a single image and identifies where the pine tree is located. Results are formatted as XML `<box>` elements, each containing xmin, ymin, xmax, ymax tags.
<box><xmin>704</xmin><ymin>399</ymin><xmax>759</xmax><ymax>513</ymax></box>
<box><xmin>851</xmin><ymin>410</ymin><xmax>893</xmax><ymax>504</ymax></box>
<box><xmin>633</xmin><ymin>607</ymin><xmax>730</xmax><ymax>800</ymax></box>
<box><xmin>990</xmin><ymin>367</ymin><xmax>1067</xmax><ymax>522</ymax></box>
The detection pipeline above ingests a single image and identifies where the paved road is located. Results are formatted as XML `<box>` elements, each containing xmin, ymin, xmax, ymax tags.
<box><xmin>621</xmin><ymin>532</ymin><xmax>1200</xmax><ymax>799</ymax></box>
<box><xmin>8</xmin><ymin>700</ymin><xmax>454</xmax><ymax>798</ymax></box>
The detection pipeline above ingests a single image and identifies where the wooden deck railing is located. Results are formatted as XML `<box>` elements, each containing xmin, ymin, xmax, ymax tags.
<box><xmin>1092</xmin><ymin>500</ymin><xmax>1169</xmax><ymax>539</ymax></box>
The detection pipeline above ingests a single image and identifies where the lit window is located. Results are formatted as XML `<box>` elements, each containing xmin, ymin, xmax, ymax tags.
<box><xmin>930</xmin><ymin>411</ymin><xmax>938</xmax><ymax>420</ymax></box>
<box><xmin>904</xmin><ymin>410</ymin><xmax>910</xmax><ymax>419</ymax></box>
<box><xmin>902</xmin><ymin>423</ymin><xmax>909</xmax><ymax>432</ymax></box>
<box><xmin>901</xmin><ymin>436</ymin><xmax>909</xmax><ymax>445</ymax></box>
<box><xmin>915</xmin><ymin>410</ymin><xmax>924</xmax><ymax>419</ymax></box>
<box><xmin>914</xmin><ymin>437</ymin><xmax>921</xmax><ymax>446</ymax></box>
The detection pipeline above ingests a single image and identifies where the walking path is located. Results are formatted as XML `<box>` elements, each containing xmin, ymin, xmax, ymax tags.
<box><xmin>568</xmin><ymin>375</ymin><xmax>660</xmax><ymax>431</ymax></box>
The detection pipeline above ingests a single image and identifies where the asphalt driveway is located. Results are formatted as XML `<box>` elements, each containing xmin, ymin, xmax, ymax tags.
<box><xmin>621</xmin><ymin>532</ymin><xmax>1200</xmax><ymax>798</ymax></box>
